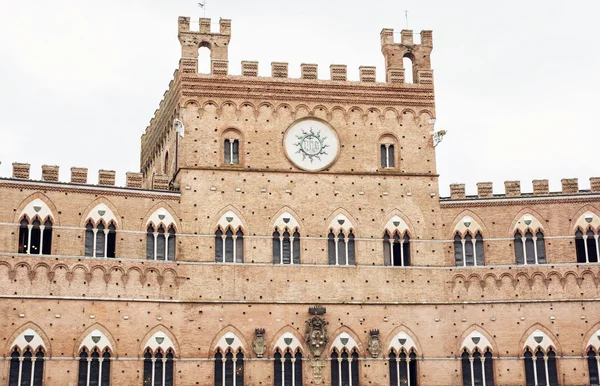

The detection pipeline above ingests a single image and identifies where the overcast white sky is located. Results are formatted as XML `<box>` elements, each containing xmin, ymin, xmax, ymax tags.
<box><xmin>0</xmin><ymin>0</ymin><xmax>598</xmax><ymax>196</ymax></box>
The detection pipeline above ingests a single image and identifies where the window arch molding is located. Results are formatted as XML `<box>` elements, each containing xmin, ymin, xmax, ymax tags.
<box><xmin>15</xmin><ymin>194</ymin><xmax>58</xmax><ymax>226</ymax></box>
<box><xmin>7</xmin><ymin>324</ymin><xmax>50</xmax><ymax>357</ymax></box>
<box><xmin>143</xmin><ymin>205</ymin><xmax>179</xmax><ymax>262</ymax></box>
<box><xmin>214</xmin><ymin>209</ymin><xmax>247</xmax><ymax>264</ymax></box>
<box><xmin>7</xmin><ymin>326</ymin><xmax>49</xmax><ymax>386</ymax></box>
<box><xmin>378</xmin><ymin>133</ymin><xmax>399</xmax><ymax>170</ymax></box>
<box><xmin>140</xmin><ymin>328</ymin><xmax>177</xmax><ymax>386</ymax></box>
<box><xmin>81</xmin><ymin>202</ymin><xmax>120</xmax><ymax>259</ymax></box>
<box><xmin>272</xmin><ymin>210</ymin><xmax>303</xmax><ymax>265</ymax></box>
<box><xmin>220</xmin><ymin>127</ymin><xmax>244</xmax><ymax>166</ymax></box>
<box><xmin>17</xmin><ymin>198</ymin><xmax>56</xmax><ymax>256</ymax></box>
<box><xmin>327</xmin><ymin>212</ymin><xmax>357</xmax><ymax>266</ymax></box>
<box><xmin>382</xmin><ymin>213</ymin><xmax>413</xmax><ymax>267</ymax></box>
<box><xmin>459</xmin><ymin>328</ymin><xmax>496</xmax><ymax>386</ymax></box>
<box><xmin>519</xmin><ymin>325</ymin><xmax>561</xmax><ymax>355</ymax></box>
<box><xmin>211</xmin><ymin>327</ymin><xmax>247</xmax><ymax>386</ymax></box>
<box><xmin>209</xmin><ymin>326</ymin><xmax>249</xmax><ymax>358</ymax></box>
<box><xmin>328</xmin><ymin>329</ymin><xmax>362</xmax><ymax>386</ymax></box>
<box><xmin>138</xmin><ymin>326</ymin><xmax>180</xmax><ymax>358</ymax></box>
<box><xmin>386</xmin><ymin>328</ymin><xmax>419</xmax><ymax>386</ymax></box>
<box><xmin>572</xmin><ymin>211</ymin><xmax>600</xmax><ymax>264</ymax></box>
<box><xmin>511</xmin><ymin>212</ymin><xmax>548</xmax><ymax>265</ymax></box>
<box><xmin>74</xmin><ymin>324</ymin><xmax>116</xmax><ymax>357</ymax></box>
<box><xmin>270</xmin><ymin>326</ymin><xmax>307</xmax><ymax>357</ymax></box>
<box><xmin>451</xmin><ymin>213</ymin><xmax>487</xmax><ymax>267</ymax></box>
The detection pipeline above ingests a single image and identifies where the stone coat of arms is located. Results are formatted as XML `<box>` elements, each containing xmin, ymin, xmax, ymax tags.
<box><xmin>367</xmin><ymin>329</ymin><xmax>382</xmax><ymax>358</ymax></box>
<box><xmin>253</xmin><ymin>328</ymin><xmax>266</xmax><ymax>358</ymax></box>
<box><xmin>306</xmin><ymin>306</ymin><xmax>328</xmax><ymax>357</ymax></box>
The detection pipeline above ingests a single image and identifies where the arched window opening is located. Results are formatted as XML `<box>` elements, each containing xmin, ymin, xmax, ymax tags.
<box><xmin>142</xmin><ymin>348</ymin><xmax>174</xmax><ymax>386</ymax></box>
<box><xmin>524</xmin><ymin>347</ymin><xmax>558</xmax><ymax>386</ymax></box>
<box><xmin>146</xmin><ymin>224</ymin><xmax>176</xmax><ymax>261</ymax></box>
<box><xmin>328</xmin><ymin>229</ymin><xmax>355</xmax><ymax>266</ymax></box>
<box><xmin>215</xmin><ymin>226</ymin><xmax>244</xmax><ymax>263</ymax></box>
<box><xmin>380</xmin><ymin>143</ymin><xmax>395</xmax><ymax>169</ymax></box>
<box><xmin>214</xmin><ymin>348</ymin><xmax>244</xmax><ymax>386</ymax></box>
<box><xmin>454</xmin><ymin>231</ymin><xmax>485</xmax><ymax>267</ymax></box>
<box><xmin>273</xmin><ymin>227</ymin><xmax>301</xmax><ymax>265</ymax></box>
<box><xmin>388</xmin><ymin>348</ymin><xmax>418</xmax><ymax>386</ymax></box>
<box><xmin>198</xmin><ymin>45</ymin><xmax>211</xmax><ymax>74</ymax></box>
<box><xmin>18</xmin><ymin>216</ymin><xmax>53</xmax><ymax>255</ymax></box>
<box><xmin>85</xmin><ymin>220</ymin><xmax>117</xmax><ymax>258</ymax></box>
<box><xmin>588</xmin><ymin>348</ymin><xmax>599</xmax><ymax>385</ymax></box>
<box><xmin>77</xmin><ymin>347</ymin><xmax>111</xmax><ymax>386</ymax></box>
<box><xmin>330</xmin><ymin>348</ymin><xmax>359</xmax><ymax>386</ymax></box>
<box><xmin>383</xmin><ymin>230</ymin><xmax>411</xmax><ymax>267</ymax></box>
<box><xmin>461</xmin><ymin>348</ymin><xmax>494</xmax><ymax>386</ymax></box>
<box><xmin>575</xmin><ymin>228</ymin><xmax>600</xmax><ymax>263</ymax></box>
<box><xmin>515</xmin><ymin>229</ymin><xmax>546</xmax><ymax>265</ymax></box>
<box><xmin>403</xmin><ymin>55</ymin><xmax>414</xmax><ymax>84</ymax></box>
<box><xmin>274</xmin><ymin>348</ymin><xmax>303</xmax><ymax>386</ymax></box>
<box><xmin>9</xmin><ymin>347</ymin><xmax>45</xmax><ymax>386</ymax></box>
<box><xmin>224</xmin><ymin>139</ymin><xmax>240</xmax><ymax>165</ymax></box>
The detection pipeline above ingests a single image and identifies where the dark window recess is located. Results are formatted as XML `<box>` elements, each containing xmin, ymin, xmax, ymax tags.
<box><xmin>224</xmin><ymin>139</ymin><xmax>240</xmax><ymax>165</ymax></box>
<box><xmin>328</xmin><ymin>230</ymin><xmax>355</xmax><ymax>266</ymax></box>
<box><xmin>588</xmin><ymin>348</ymin><xmax>599</xmax><ymax>385</ymax></box>
<box><xmin>146</xmin><ymin>225</ymin><xmax>176</xmax><ymax>261</ymax></box>
<box><xmin>524</xmin><ymin>347</ymin><xmax>558</xmax><ymax>386</ymax></box>
<box><xmin>18</xmin><ymin>216</ymin><xmax>52</xmax><ymax>256</ymax></box>
<box><xmin>143</xmin><ymin>349</ymin><xmax>174</xmax><ymax>386</ymax></box>
<box><xmin>215</xmin><ymin>349</ymin><xmax>244</xmax><ymax>386</ymax></box>
<box><xmin>515</xmin><ymin>230</ymin><xmax>546</xmax><ymax>265</ymax></box>
<box><xmin>330</xmin><ymin>349</ymin><xmax>359</xmax><ymax>386</ymax></box>
<box><xmin>383</xmin><ymin>231</ymin><xmax>410</xmax><ymax>267</ymax></box>
<box><xmin>380</xmin><ymin>143</ymin><xmax>395</xmax><ymax>168</ymax></box>
<box><xmin>216</xmin><ymin>227</ymin><xmax>244</xmax><ymax>264</ymax></box>
<box><xmin>576</xmin><ymin>228</ymin><xmax>599</xmax><ymax>263</ymax></box>
<box><xmin>454</xmin><ymin>231</ymin><xmax>485</xmax><ymax>267</ymax></box>
<box><xmin>273</xmin><ymin>228</ymin><xmax>301</xmax><ymax>265</ymax></box>
<box><xmin>9</xmin><ymin>348</ymin><xmax>44</xmax><ymax>386</ymax></box>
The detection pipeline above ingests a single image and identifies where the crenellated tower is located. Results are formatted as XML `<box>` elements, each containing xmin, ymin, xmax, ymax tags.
<box><xmin>178</xmin><ymin>16</ymin><xmax>231</xmax><ymax>75</ymax></box>
<box><xmin>380</xmin><ymin>28</ymin><xmax>433</xmax><ymax>84</ymax></box>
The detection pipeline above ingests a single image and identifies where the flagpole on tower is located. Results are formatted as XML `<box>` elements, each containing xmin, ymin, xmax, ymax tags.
<box><xmin>405</xmin><ymin>9</ymin><xmax>409</xmax><ymax>29</ymax></box>
<box><xmin>198</xmin><ymin>1</ymin><xmax>207</xmax><ymax>17</ymax></box>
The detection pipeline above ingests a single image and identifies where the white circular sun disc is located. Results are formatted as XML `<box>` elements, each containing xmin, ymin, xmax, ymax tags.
<box><xmin>283</xmin><ymin>118</ymin><xmax>340</xmax><ymax>171</ymax></box>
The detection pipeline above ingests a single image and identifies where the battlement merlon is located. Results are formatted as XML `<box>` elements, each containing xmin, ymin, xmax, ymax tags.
<box><xmin>178</xmin><ymin>17</ymin><xmax>231</xmax><ymax>73</ymax></box>
<box><xmin>380</xmin><ymin>28</ymin><xmax>433</xmax><ymax>84</ymax></box>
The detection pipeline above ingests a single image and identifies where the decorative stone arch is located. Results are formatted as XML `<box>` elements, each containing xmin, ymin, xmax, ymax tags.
<box><xmin>582</xmin><ymin>323</ymin><xmax>600</xmax><ymax>354</ymax></box>
<box><xmin>382</xmin><ymin>107</ymin><xmax>401</xmax><ymax>125</ymax></box>
<box><xmin>294</xmin><ymin>104</ymin><xmax>311</xmax><ymax>119</ymax></box>
<box><xmin>275</xmin><ymin>103</ymin><xmax>294</xmax><ymax>119</ymax></box>
<box><xmin>220</xmin><ymin>100</ymin><xmax>238</xmax><ymax>111</ymax></box>
<box><xmin>400</xmin><ymin>108</ymin><xmax>417</xmax><ymax>125</ymax></box>
<box><xmin>520</xmin><ymin>324</ymin><xmax>561</xmax><ymax>354</ymax></box>
<box><xmin>16</xmin><ymin>195</ymin><xmax>57</xmax><ymax>224</ymax></box>
<box><xmin>381</xmin><ymin>210</ymin><xmax>414</xmax><ymax>237</ymax></box>
<box><xmin>74</xmin><ymin>324</ymin><xmax>116</xmax><ymax>357</ymax></box>
<box><xmin>212</xmin><ymin>206</ymin><xmax>247</xmax><ymax>234</ymax></box>
<box><xmin>6</xmin><ymin>323</ymin><xmax>51</xmax><ymax>357</ymax></box>
<box><xmin>220</xmin><ymin>127</ymin><xmax>245</xmax><ymax>166</ymax></box>
<box><xmin>272</xmin><ymin>209</ymin><xmax>302</xmax><ymax>234</ymax></box>
<box><xmin>327</xmin><ymin>326</ymin><xmax>363</xmax><ymax>355</ymax></box>
<box><xmin>183</xmin><ymin>98</ymin><xmax>200</xmax><ymax>109</ymax></box>
<box><xmin>572</xmin><ymin>207</ymin><xmax>600</xmax><ymax>233</ymax></box>
<box><xmin>457</xmin><ymin>325</ymin><xmax>497</xmax><ymax>355</ymax></box>
<box><xmin>142</xmin><ymin>204</ymin><xmax>179</xmax><ymax>232</ymax></box>
<box><xmin>270</xmin><ymin>326</ymin><xmax>307</xmax><ymax>356</ymax></box>
<box><xmin>138</xmin><ymin>325</ymin><xmax>180</xmax><ymax>357</ymax></box>
<box><xmin>80</xmin><ymin>199</ymin><xmax>121</xmax><ymax>229</ymax></box>
<box><xmin>378</xmin><ymin>132</ymin><xmax>400</xmax><ymax>169</ymax></box>
<box><xmin>325</xmin><ymin>208</ymin><xmax>358</xmax><ymax>237</ymax></box>
<box><xmin>385</xmin><ymin>326</ymin><xmax>421</xmax><ymax>356</ymax></box>
<box><xmin>209</xmin><ymin>326</ymin><xmax>249</xmax><ymax>357</ymax></box>
<box><xmin>417</xmin><ymin>109</ymin><xmax>435</xmax><ymax>126</ymax></box>
<box><xmin>450</xmin><ymin>210</ymin><xmax>488</xmax><ymax>238</ymax></box>
<box><xmin>510</xmin><ymin>209</ymin><xmax>548</xmax><ymax>235</ymax></box>
<box><xmin>330</xmin><ymin>106</ymin><xmax>348</xmax><ymax>123</ymax></box>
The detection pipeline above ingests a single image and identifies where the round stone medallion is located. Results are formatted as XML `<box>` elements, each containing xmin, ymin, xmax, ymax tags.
<box><xmin>283</xmin><ymin>118</ymin><xmax>340</xmax><ymax>171</ymax></box>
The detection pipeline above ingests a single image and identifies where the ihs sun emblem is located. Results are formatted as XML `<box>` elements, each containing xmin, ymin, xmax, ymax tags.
<box><xmin>294</xmin><ymin>128</ymin><xmax>329</xmax><ymax>163</ymax></box>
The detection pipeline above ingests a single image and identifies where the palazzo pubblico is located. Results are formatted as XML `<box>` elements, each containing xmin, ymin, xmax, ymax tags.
<box><xmin>1</xmin><ymin>16</ymin><xmax>600</xmax><ymax>386</ymax></box>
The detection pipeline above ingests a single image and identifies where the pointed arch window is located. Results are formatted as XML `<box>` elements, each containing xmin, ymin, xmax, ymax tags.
<box><xmin>524</xmin><ymin>347</ymin><xmax>558</xmax><ymax>386</ymax></box>
<box><xmin>575</xmin><ymin>227</ymin><xmax>600</xmax><ymax>263</ymax></box>
<box><xmin>330</xmin><ymin>348</ymin><xmax>359</xmax><ymax>386</ymax></box>
<box><xmin>85</xmin><ymin>220</ymin><xmax>116</xmax><ymax>258</ymax></box>
<box><xmin>461</xmin><ymin>348</ymin><xmax>494</xmax><ymax>386</ymax></box>
<box><xmin>18</xmin><ymin>216</ymin><xmax>52</xmax><ymax>255</ymax></box>
<box><xmin>214</xmin><ymin>348</ymin><xmax>244</xmax><ymax>386</ymax></box>
<box><xmin>146</xmin><ymin>225</ymin><xmax>176</xmax><ymax>261</ymax></box>
<box><xmin>328</xmin><ymin>229</ymin><xmax>355</xmax><ymax>266</ymax></box>
<box><xmin>454</xmin><ymin>231</ymin><xmax>484</xmax><ymax>267</ymax></box>
<box><xmin>274</xmin><ymin>348</ymin><xmax>303</xmax><ymax>386</ymax></box>
<box><xmin>515</xmin><ymin>230</ymin><xmax>546</xmax><ymax>265</ymax></box>
<box><xmin>143</xmin><ymin>348</ymin><xmax>174</xmax><ymax>386</ymax></box>
<box><xmin>383</xmin><ymin>230</ymin><xmax>410</xmax><ymax>267</ymax></box>
<box><xmin>78</xmin><ymin>347</ymin><xmax>111</xmax><ymax>386</ymax></box>
<box><xmin>9</xmin><ymin>347</ymin><xmax>45</xmax><ymax>386</ymax></box>
<box><xmin>273</xmin><ymin>227</ymin><xmax>301</xmax><ymax>265</ymax></box>
<box><xmin>388</xmin><ymin>348</ymin><xmax>417</xmax><ymax>386</ymax></box>
<box><xmin>215</xmin><ymin>226</ymin><xmax>244</xmax><ymax>263</ymax></box>
<box><xmin>588</xmin><ymin>347</ymin><xmax>600</xmax><ymax>385</ymax></box>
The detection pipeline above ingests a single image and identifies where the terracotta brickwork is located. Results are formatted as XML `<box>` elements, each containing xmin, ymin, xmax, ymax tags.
<box><xmin>1</xmin><ymin>16</ymin><xmax>600</xmax><ymax>386</ymax></box>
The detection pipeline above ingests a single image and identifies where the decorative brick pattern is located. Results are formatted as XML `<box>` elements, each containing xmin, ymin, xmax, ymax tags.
<box><xmin>12</xmin><ymin>163</ymin><xmax>30</xmax><ymax>179</ymax></box>
<box><xmin>504</xmin><ymin>181</ymin><xmax>521</xmax><ymax>196</ymax></box>
<box><xmin>41</xmin><ymin>165</ymin><xmax>59</xmax><ymax>182</ymax></box>
<box><xmin>98</xmin><ymin>170</ymin><xmax>116</xmax><ymax>186</ymax></box>
<box><xmin>126</xmin><ymin>172</ymin><xmax>143</xmax><ymax>189</ymax></box>
<box><xmin>561</xmin><ymin>178</ymin><xmax>578</xmax><ymax>194</ymax></box>
<box><xmin>450</xmin><ymin>183</ymin><xmax>465</xmax><ymax>199</ymax></box>
<box><xmin>476</xmin><ymin>182</ymin><xmax>493</xmax><ymax>198</ymax></box>
<box><xmin>590</xmin><ymin>177</ymin><xmax>600</xmax><ymax>193</ymax></box>
<box><xmin>241</xmin><ymin>61</ymin><xmax>258</xmax><ymax>77</ymax></box>
<box><xmin>359</xmin><ymin>66</ymin><xmax>376</xmax><ymax>83</ymax></box>
<box><xmin>330</xmin><ymin>65</ymin><xmax>347</xmax><ymax>81</ymax></box>
<box><xmin>401</xmin><ymin>29</ymin><xmax>413</xmax><ymax>45</ymax></box>
<box><xmin>387</xmin><ymin>68</ymin><xmax>405</xmax><ymax>83</ymax></box>
<box><xmin>152</xmin><ymin>174</ymin><xmax>170</xmax><ymax>191</ymax></box>
<box><xmin>211</xmin><ymin>60</ymin><xmax>228</xmax><ymax>76</ymax></box>
<box><xmin>416</xmin><ymin>70</ymin><xmax>434</xmax><ymax>85</ymax></box>
<box><xmin>199</xmin><ymin>17</ymin><xmax>211</xmax><ymax>33</ymax></box>
<box><xmin>301</xmin><ymin>63</ymin><xmax>318</xmax><ymax>80</ymax></box>
<box><xmin>271</xmin><ymin>62</ymin><xmax>288</xmax><ymax>78</ymax></box>
<box><xmin>533</xmin><ymin>179</ymin><xmax>549</xmax><ymax>195</ymax></box>
<box><xmin>70</xmin><ymin>167</ymin><xmax>88</xmax><ymax>184</ymax></box>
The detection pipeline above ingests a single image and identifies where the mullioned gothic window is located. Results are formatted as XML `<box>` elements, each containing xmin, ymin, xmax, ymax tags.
<box><xmin>273</xmin><ymin>213</ymin><xmax>301</xmax><ymax>265</ymax></box>
<box><xmin>17</xmin><ymin>199</ymin><xmax>54</xmax><ymax>256</ymax></box>
<box><xmin>460</xmin><ymin>332</ymin><xmax>494</xmax><ymax>386</ymax></box>
<box><xmin>574</xmin><ymin>212</ymin><xmax>600</xmax><ymax>263</ymax></box>
<box><xmin>214</xmin><ymin>333</ymin><xmax>245</xmax><ymax>386</ymax></box>
<box><xmin>379</xmin><ymin>135</ymin><xmax>397</xmax><ymax>169</ymax></box>
<box><xmin>388</xmin><ymin>331</ymin><xmax>418</xmax><ymax>386</ymax></box>
<box><xmin>273</xmin><ymin>333</ymin><xmax>303</xmax><ymax>386</ymax></box>
<box><xmin>223</xmin><ymin>129</ymin><xmax>242</xmax><ymax>166</ymax></box>
<box><xmin>145</xmin><ymin>209</ymin><xmax>177</xmax><ymax>261</ymax></box>
<box><xmin>523</xmin><ymin>330</ymin><xmax>558</xmax><ymax>386</ymax></box>
<box><xmin>585</xmin><ymin>328</ymin><xmax>600</xmax><ymax>385</ymax></box>
<box><xmin>83</xmin><ymin>204</ymin><xmax>119</xmax><ymax>258</ymax></box>
<box><xmin>327</xmin><ymin>215</ymin><xmax>355</xmax><ymax>266</ymax></box>
<box><xmin>383</xmin><ymin>216</ymin><xmax>411</xmax><ymax>267</ymax></box>
<box><xmin>215</xmin><ymin>211</ymin><xmax>245</xmax><ymax>263</ymax></box>
<box><xmin>142</xmin><ymin>332</ymin><xmax>175</xmax><ymax>386</ymax></box>
<box><xmin>514</xmin><ymin>215</ymin><xmax>546</xmax><ymax>265</ymax></box>
<box><xmin>453</xmin><ymin>216</ymin><xmax>485</xmax><ymax>267</ymax></box>
<box><xmin>330</xmin><ymin>333</ymin><xmax>359</xmax><ymax>386</ymax></box>
<box><xmin>9</xmin><ymin>329</ymin><xmax>46</xmax><ymax>386</ymax></box>
<box><xmin>77</xmin><ymin>330</ymin><xmax>113</xmax><ymax>386</ymax></box>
